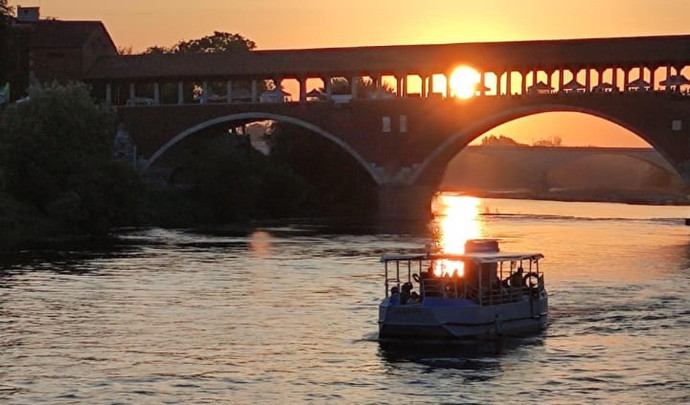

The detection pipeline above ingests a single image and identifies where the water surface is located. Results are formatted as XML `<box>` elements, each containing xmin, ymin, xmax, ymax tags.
<box><xmin>1</xmin><ymin>198</ymin><xmax>688</xmax><ymax>403</ymax></box>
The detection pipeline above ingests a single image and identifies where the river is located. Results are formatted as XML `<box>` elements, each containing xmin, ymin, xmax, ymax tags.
<box><xmin>1</xmin><ymin>197</ymin><xmax>688</xmax><ymax>404</ymax></box>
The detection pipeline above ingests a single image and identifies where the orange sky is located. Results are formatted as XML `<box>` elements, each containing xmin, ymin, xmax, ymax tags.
<box><xmin>11</xmin><ymin>0</ymin><xmax>690</xmax><ymax>147</ymax></box>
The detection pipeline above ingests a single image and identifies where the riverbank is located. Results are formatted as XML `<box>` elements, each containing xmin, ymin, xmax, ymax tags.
<box><xmin>449</xmin><ymin>188</ymin><xmax>690</xmax><ymax>206</ymax></box>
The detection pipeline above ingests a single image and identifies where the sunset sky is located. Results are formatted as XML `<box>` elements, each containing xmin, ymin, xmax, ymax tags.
<box><xmin>11</xmin><ymin>0</ymin><xmax>690</xmax><ymax>147</ymax></box>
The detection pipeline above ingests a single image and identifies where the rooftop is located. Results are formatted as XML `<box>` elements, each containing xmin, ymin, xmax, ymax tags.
<box><xmin>86</xmin><ymin>34</ymin><xmax>690</xmax><ymax>81</ymax></box>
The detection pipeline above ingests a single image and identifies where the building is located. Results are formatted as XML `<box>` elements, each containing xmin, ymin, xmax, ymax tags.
<box><xmin>6</xmin><ymin>7</ymin><xmax>117</xmax><ymax>101</ymax></box>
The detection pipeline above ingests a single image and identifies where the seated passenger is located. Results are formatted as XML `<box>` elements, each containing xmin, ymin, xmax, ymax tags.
<box><xmin>400</xmin><ymin>282</ymin><xmax>413</xmax><ymax>304</ymax></box>
<box><xmin>390</xmin><ymin>286</ymin><xmax>400</xmax><ymax>305</ymax></box>
<box><xmin>510</xmin><ymin>267</ymin><xmax>525</xmax><ymax>288</ymax></box>
<box><xmin>408</xmin><ymin>291</ymin><xmax>421</xmax><ymax>304</ymax></box>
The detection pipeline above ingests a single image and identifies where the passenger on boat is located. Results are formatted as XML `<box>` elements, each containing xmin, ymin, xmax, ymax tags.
<box><xmin>510</xmin><ymin>267</ymin><xmax>525</xmax><ymax>288</ymax></box>
<box><xmin>409</xmin><ymin>291</ymin><xmax>421</xmax><ymax>304</ymax></box>
<box><xmin>400</xmin><ymin>282</ymin><xmax>413</xmax><ymax>304</ymax></box>
<box><xmin>390</xmin><ymin>286</ymin><xmax>400</xmax><ymax>305</ymax></box>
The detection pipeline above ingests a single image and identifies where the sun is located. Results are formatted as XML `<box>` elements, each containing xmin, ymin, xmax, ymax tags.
<box><xmin>450</xmin><ymin>66</ymin><xmax>481</xmax><ymax>99</ymax></box>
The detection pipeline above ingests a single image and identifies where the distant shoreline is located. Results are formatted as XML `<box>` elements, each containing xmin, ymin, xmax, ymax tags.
<box><xmin>441</xmin><ymin>189</ymin><xmax>690</xmax><ymax>206</ymax></box>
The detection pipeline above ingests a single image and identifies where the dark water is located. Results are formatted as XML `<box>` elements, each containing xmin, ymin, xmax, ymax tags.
<box><xmin>1</xmin><ymin>198</ymin><xmax>689</xmax><ymax>404</ymax></box>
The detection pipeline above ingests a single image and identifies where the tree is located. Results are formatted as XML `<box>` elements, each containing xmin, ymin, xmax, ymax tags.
<box><xmin>0</xmin><ymin>82</ymin><xmax>142</xmax><ymax>233</ymax></box>
<box><xmin>0</xmin><ymin>0</ymin><xmax>12</xmax><ymax>85</ymax></box>
<box><xmin>480</xmin><ymin>134</ymin><xmax>525</xmax><ymax>147</ymax></box>
<box><xmin>532</xmin><ymin>135</ymin><xmax>562</xmax><ymax>147</ymax></box>
<box><xmin>144</xmin><ymin>31</ymin><xmax>255</xmax><ymax>54</ymax></box>
<box><xmin>143</xmin><ymin>31</ymin><xmax>261</xmax><ymax>101</ymax></box>
<box><xmin>325</xmin><ymin>77</ymin><xmax>395</xmax><ymax>98</ymax></box>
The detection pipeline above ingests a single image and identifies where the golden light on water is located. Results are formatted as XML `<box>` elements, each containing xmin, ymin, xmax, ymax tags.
<box><xmin>449</xmin><ymin>66</ymin><xmax>481</xmax><ymax>99</ymax></box>
<box><xmin>431</xmin><ymin>193</ymin><xmax>484</xmax><ymax>276</ymax></box>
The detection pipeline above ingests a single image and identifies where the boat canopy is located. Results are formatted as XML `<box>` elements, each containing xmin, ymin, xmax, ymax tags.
<box><xmin>380</xmin><ymin>252</ymin><xmax>543</xmax><ymax>264</ymax></box>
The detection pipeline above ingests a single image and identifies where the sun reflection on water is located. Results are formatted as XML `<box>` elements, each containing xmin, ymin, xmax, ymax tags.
<box><xmin>431</xmin><ymin>193</ymin><xmax>484</xmax><ymax>276</ymax></box>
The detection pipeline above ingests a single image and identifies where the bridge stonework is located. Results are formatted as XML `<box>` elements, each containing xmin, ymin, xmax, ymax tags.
<box><xmin>118</xmin><ymin>92</ymin><xmax>690</xmax><ymax>219</ymax></box>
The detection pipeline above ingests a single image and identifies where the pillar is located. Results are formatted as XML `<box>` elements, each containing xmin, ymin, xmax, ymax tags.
<box><xmin>351</xmin><ymin>76</ymin><xmax>358</xmax><ymax>99</ymax></box>
<box><xmin>105</xmin><ymin>83</ymin><xmax>112</xmax><ymax>105</ymax></box>
<box><xmin>421</xmin><ymin>75</ymin><xmax>428</xmax><ymax>98</ymax></box>
<box><xmin>479</xmin><ymin>71</ymin><xmax>486</xmax><ymax>96</ymax></box>
<box><xmin>612</xmin><ymin>67</ymin><xmax>618</xmax><ymax>91</ymax></box>
<box><xmin>649</xmin><ymin>67</ymin><xmax>655</xmax><ymax>91</ymax></box>
<box><xmin>377</xmin><ymin>185</ymin><xmax>435</xmax><ymax>221</ymax></box>
<box><xmin>177</xmin><ymin>81</ymin><xmax>184</xmax><ymax>105</ymax></box>
<box><xmin>495</xmin><ymin>72</ymin><xmax>502</xmax><ymax>95</ymax></box>
<box><xmin>623</xmin><ymin>68</ymin><xmax>630</xmax><ymax>90</ymax></box>
<box><xmin>666</xmin><ymin>65</ymin><xmax>672</xmax><ymax>91</ymax></box>
<box><xmin>299</xmin><ymin>77</ymin><xmax>307</xmax><ymax>104</ymax></box>
<box><xmin>585</xmin><ymin>68</ymin><xmax>591</xmax><ymax>92</ymax></box>
<box><xmin>506</xmin><ymin>70</ymin><xmax>512</xmax><ymax>95</ymax></box>
<box><xmin>522</xmin><ymin>71</ymin><xmax>528</xmax><ymax>95</ymax></box>
<box><xmin>324</xmin><ymin>76</ymin><xmax>332</xmax><ymax>100</ymax></box>
<box><xmin>558</xmin><ymin>68</ymin><xmax>565</xmax><ymax>93</ymax></box>
<box><xmin>226</xmin><ymin>80</ymin><xmax>233</xmax><ymax>103</ymax></box>
<box><xmin>251</xmin><ymin>79</ymin><xmax>258</xmax><ymax>102</ymax></box>
<box><xmin>446</xmin><ymin>73</ymin><xmax>452</xmax><ymax>98</ymax></box>
<box><xmin>129</xmin><ymin>83</ymin><xmax>135</xmax><ymax>104</ymax></box>
<box><xmin>546</xmin><ymin>70</ymin><xmax>552</xmax><ymax>92</ymax></box>
<box><xmin>429</xmin><ymin>74</ymin><xmax>435</xmax><ymax>96</ymax></box>
<box><xmin>153</xmin><ymin>82</ymin><xmax>160</xmax><ymax>105</ymax></box>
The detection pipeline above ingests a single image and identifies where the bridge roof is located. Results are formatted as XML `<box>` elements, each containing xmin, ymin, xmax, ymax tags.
<box><xmin>87</xmin><ymin>35</ymin><xmax>690</xmax><ymax>81</ymax></box>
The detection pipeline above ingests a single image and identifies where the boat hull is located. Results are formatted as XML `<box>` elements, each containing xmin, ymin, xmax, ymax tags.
<box><xmin>378</xmin><ymin>293</ymin><xmax>548</xmax><ymax>339</ymax></box>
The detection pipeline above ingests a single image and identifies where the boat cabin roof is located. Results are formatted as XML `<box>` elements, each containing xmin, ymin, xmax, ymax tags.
<box><xmin>380</xmin><ymin>252</ymin><xmax>544</xmax><ymax>264</ymax></box>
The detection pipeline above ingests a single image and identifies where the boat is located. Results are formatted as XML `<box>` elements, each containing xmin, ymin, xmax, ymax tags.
<box><xmin>378</xmin><ymin>239</ymin><xmax>547</xmax><ymax>339</ymax></box>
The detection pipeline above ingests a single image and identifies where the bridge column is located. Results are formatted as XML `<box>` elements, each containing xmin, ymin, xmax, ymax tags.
<box><xmin>177</xmin><ymin>81</ymin><xmax>184</xmax><ymax>105</ymax></box>
<box><xmin>585</xmin><ymin>68</ymin><xmax>591</xmax><ymax>92</ymax></box>
<box><xmin>129</xmin><ymin>83</ymin><xmax>135</xmax><ymax>104</ymax></box>
<box><xmin>612</xmin><ymin>67</ymin><xmax>618</xmax><ymax>91</ymax></box>
<box><xmin>506</xmin><ymin>70</ymin><xmax>512</xmax><ymax>95</ymax></box>
<box><xmin>202</xmin><ymin>81</ymin><xmax>209</xmax><ymax>104</ymax></box>
<box><xmin>421</xmin><ymin>75</ymin><xmax>428</xmax><ymax>98</ymax></box>
<box><xmin>377</xmin><ymin>185</ymin><xmax>434</xmax><ymax>221</ymax></box>
<box><xmin>351</xmin><ymin>76</ymin><xmax>358</xmax><ymax>99</ymax></box>
<box><xmin>105</xmin><ymin>83</ymin><xmax>112</xmax><ymax>105</ymax></box>
<box><xmin>324</xmin><ymin>76</ymin><xmax>332</xmax><ymax>100</ymax></box>
<box><xmin>649</xmin><ymin>66</ymin><xmax>655</xmax><ymax>91</ymax></box>
<box><xmin>428</xmin><ymin>74</ymin><xmax>435</xmax><ymax>96</ymax></box>
<box><xmin>623</xmin><ymin>68</ymin><xmax>630</xmax><ymax>91</ymax></box>
<box><xmin>226</xmin><ymin>80</ymin><xmax>233</xmax><ymax>103</ymax></box>
<box><xmin>546</xmin><ymin>70</ymin><xmax>553</xmax><ymax>93</ymax></box>
<box><xmin>479</xmin><ymin>71</ymin><xmax>486</xmax><ymax>96</ymax></box>
<box><xmin>251</xmin><ymin>79</ymin><xmax>258</xmax><ymax>102</ymax></box>
<box><xmin>446</xmin><ymin>73</ymin><xmax>452</xmax><ymax>98</ymax></box>
<box><xmin>666</xmin><ymin>65</ymin><xmax>672</xmax><ymax>91</ymax></box>
<box><xmin>522</xmin><ymin>71</ymin><xmax>528</xmax><ymax>95</ymax></box>
<box><xmin>558</xmin><ymin>68</ymin><xmax>565</xmax><ymax>93</ymax></box>
<box><xmin>153</xmin><ymin>83</ymin><xmax>160</xmax><ymax>105</ymax></box>
<box><xmin>299</xmin><ymin>77</ymin><xmax>307</xmax><ymax>104</ymax></box>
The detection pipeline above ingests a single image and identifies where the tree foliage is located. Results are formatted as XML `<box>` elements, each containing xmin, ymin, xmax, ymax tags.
<box><xmin>144</xmin><ymin>31</ymin><xmax>256</xmax><ymax>54</ymax></box>
<box><xmin>480</xmin><ymin>134</ymin><xmax>526</xmax><ymax>147</ymax></box>
<box><xmin>0</xmin><ymin>82</ymin><xmax>142</xmax><ymax>233</ymax></box>
<box><xmin>327</xmin><ymin>77</ymin><xmax>395</xmax><ymax>98</ymax></box>
<box><xmin>532</xmin><ymin>135</ymin><xmax>563</xmax><ymax>147</ymax></box>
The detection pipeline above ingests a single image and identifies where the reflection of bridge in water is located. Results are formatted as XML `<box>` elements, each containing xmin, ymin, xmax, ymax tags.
<box><xmin>94</xmin><ymin>35</ymin><xmax>690</xmax><ymax>219</ymax></box>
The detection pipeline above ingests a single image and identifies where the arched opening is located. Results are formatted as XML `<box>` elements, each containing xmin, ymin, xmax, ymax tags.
<box><xmin>439</xmin><ymin>111</ymin><xmax>688</xmax><ymax>204</ymax></box>
<box><xmin>146</xmin><ymin>114</ymin><xmax>380</xmax><ymax>223</ymax></box>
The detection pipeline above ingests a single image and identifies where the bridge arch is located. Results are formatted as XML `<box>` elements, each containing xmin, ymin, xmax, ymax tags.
<box><xmin>412</xmin><ymin>103</ymin><xmax>683</xmax><ymax>187</ymax></box>
<box><xmin>141</xmin><ymin>112</ymin><xmax>383</xmax><ymax>185</ymax></box>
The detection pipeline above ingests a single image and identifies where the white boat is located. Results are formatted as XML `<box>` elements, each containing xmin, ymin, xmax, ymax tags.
<box><xmin>378</xmin><ymin>239</ymin><xmax>548</xmax><ymax>339</ymax></box>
